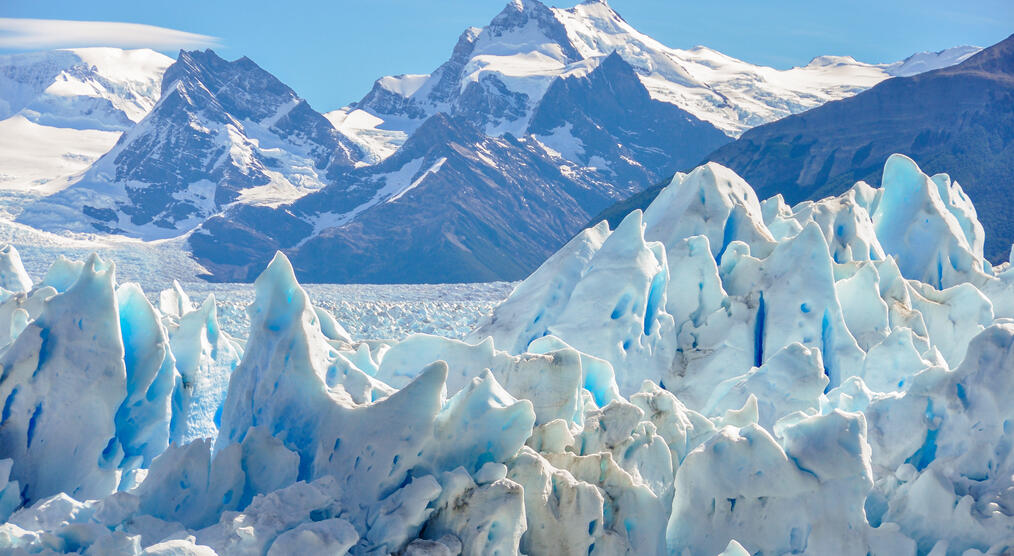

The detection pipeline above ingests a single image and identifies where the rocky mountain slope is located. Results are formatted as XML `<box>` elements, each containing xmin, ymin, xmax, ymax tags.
<box><xmin>188</xmin><ymin>50</ymin><xmax>730</xmax><ymax>282</ymax></box>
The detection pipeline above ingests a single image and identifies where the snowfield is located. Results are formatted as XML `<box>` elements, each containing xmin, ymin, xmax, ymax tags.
<box><xmin>0</xmin><ymin>48</ymin><xmax>171</xmax><ymax>192</ymax></box>
<box><xmin>2</xmin><ymin>155</ymin><xmax>1014</xmax><ymax>555</ymax></box>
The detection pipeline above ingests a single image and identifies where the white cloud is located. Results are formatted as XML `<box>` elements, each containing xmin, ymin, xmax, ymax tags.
<box><xmin>0</xmin><ymin>18</ymin><xmax>220</xmax><ymax>51</ymax></box>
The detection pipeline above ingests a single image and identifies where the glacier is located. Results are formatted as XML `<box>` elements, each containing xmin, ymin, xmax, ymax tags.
<box><xmin>3</xmin><ymin>154</ymin><xmax>1014</xmax><ymax>554</ymax></box>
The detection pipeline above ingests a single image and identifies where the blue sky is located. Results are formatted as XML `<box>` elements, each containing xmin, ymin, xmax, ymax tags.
<box><xmin>2</xmin><ymin>0</ymin><xmax>1011</xmax><ymax>113</ymax></box>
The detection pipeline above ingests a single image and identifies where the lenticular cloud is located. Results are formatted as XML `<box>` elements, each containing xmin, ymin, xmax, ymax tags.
<box><xmin>0</xmin><ymin>18</ymin><xmax>219</xmax><ymax>51</ymax></box>
<box><xmin>1</xmin><ymin>154</ymin><xmax>1014</xmax><ymax>555</ymax></box>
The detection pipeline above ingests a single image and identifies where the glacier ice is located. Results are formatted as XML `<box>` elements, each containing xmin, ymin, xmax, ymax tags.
<box><xmin>4</xmin><ymin>154</ymin><xmax>1014</xmax><ymax>554</ymax></box>
<box><xmin>0</xmin><ymin>246</ymin><xmax>31</xmax><ymax>299</ymax></box>
<box><xmin>0</xmin><ymin>254</ymin><xmax>127</xmax><ymax>503</ymax></box>
<box><xmin>168</xmin><ymin>294</ymin><xmax>243</xmax><ymax>445</ymax></box>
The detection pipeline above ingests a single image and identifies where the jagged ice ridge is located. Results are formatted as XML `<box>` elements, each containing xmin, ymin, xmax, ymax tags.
<box><xmin>2</xmin><ymin>154</ymin><xmax>1014</xmax><ymax>554</ymax></box>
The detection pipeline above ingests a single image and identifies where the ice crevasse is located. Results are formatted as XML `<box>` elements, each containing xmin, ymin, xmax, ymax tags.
<box><xmin>2</xmin><ymin>154</ymin><xmax>1014</xmax><ymax>554</ymax></box>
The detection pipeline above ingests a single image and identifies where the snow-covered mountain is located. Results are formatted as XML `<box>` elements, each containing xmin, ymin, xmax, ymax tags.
<box><xmin>182</xmin><ymin>0</ymin><xmax>982</xmax><ymax>283</ymax></box>
<box><xmin>334</xmin><ymin>0</ymin><xmax>982</xmax><ymax>159</ymax></box>
<box><xmin>189</xmin><ymin>52</ymin><xmax>731</xmax><ymax>282</ymax></box>
<box><xmin>0</xmin><ymin>48</ymin><xmax>171</xmax><ymax>192</ymax></box>
<box><xmin>18</xmin><ymin>50</ymin><xmax>363</xmax><ymax>239</ymax></box>
<box><xmin>0</xmin><ymin>4</ymin><xmax>980</xmax><ymax>194</ymax></box>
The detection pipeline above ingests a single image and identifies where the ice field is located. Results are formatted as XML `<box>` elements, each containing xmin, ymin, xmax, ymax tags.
<box><xmin>177</xmin><ymin>282</ymin><xmax>514</xmax><ymax>341</ymax></box>
<box><xmin>2</xmin><ymin>155</ymin><xmax>1014</xmax><ymax>554</ymax></box>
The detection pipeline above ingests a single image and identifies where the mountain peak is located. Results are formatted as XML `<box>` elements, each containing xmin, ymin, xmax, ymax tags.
<box><xmin>0</xmin><ymin>47</ymin><xmax>173</xmax><ymax>190</ymax></box>
<box><xmin>806</xmin><ymin>55</ymin><xmax>863</xmax><ymax>68</ymax></box>
<box><xmin>564</xmin><ymin>0</ymin><xmax>626</xmax><ymax>25</ymax></box>
<box><xmin>600</xmin><ymin>49</ymin><xmax>626</xmax><ymax>66</ymax></box>
<box><xmin>492</xmin><ymin>0</ymin><xmax>552</xmax><ymax>22</ymax></box>
<box><xmin>488</xmin><ymin>0</ymin><xmax>571</xmax><ymax>44</ymax></box>
<box><xmin>176</xmin><ymin>48</ymin><xmax>223</xmax><ymax>64</ymax></box>
<box><xmin>504</xmin><ymin>0</ymin><xmax>549</xmax><ymax>12</ymax></box>
<box><xmin>593</xmin><ymin>49</ymin><xmax>640</xmax><ymax>82</ymax></box>
<box><xmin>164</xmin><ymin>49</ymin><xmax>227</xmax><ymax>89</ymax></box>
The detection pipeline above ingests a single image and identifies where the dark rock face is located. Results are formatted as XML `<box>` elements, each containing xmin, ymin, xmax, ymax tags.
<box><xmin>189</xmin><ymin>205</ymin><xmax>309</xmax><ymax>282</ymax></box>
<box><xmin>19</xmin><ymin>49</ymin><xmax>362</xmax><ymax>238</ymax></box>
<box><xmin>457</xmin><ymin>74</ymin><xmax>531</xmax><ymax>129</ymax></box>
<box><xmin>423</xmin><ymin>27</ymin><xmax>482</xmax><ymax>108</ymax></box>
<box><xmin>596</xmin><ymin>34</ymin><xmax>1014</xmax><ymax>263</ymax></box>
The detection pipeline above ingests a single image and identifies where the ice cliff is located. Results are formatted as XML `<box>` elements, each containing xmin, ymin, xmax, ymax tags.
<box><xmin>3</xmin><ymin>154</ymin><xmax>1014</xmax><ymax>554</ymax></box>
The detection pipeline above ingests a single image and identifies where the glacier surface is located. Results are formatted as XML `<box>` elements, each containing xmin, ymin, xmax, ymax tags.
<box><xmin>2</xmin><ymin>155</ymin><xmax>1014</xmax><ymax>554</ymax></box>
